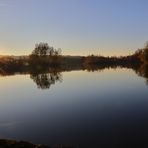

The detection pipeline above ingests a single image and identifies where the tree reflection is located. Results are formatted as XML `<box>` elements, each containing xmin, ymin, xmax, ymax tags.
<box><xmin>1</xmin><ymin>58</ymin><xmax>148</xmax><ymax>87</ymax></box>
<box><xmin>136</xmin><ymin>64</ymin><xmax>148</xmax><ymax>85</ymax></box>
<box><xmin>30</xmin><ymin>72</ymin><xmax>62</xmax><ymax>89</ymax></box>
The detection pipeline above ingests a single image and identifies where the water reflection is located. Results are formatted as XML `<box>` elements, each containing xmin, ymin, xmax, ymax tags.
<box><xmin>135</xmin><ymin>64</ymin><xmax>148</xmax><ymax>84</ymax></box>
<box><xmin>0</xmin><ymin>64</ymin><xmax>148</xmax><ymax>147</ymax></box>
<box><xmin>30</xmin><ymin>72</ymin><xmax>62</xmax><ymax>89</ymax></box>
<box><xmin>0</xmin><ymin>63</ymin><xmax>148</xmax><ymax>89</ymax></box>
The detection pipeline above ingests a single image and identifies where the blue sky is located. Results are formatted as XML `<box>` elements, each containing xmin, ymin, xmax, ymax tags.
<box><xmin>0</xmin><ymin>0</ymin><xmax>148</xmax><ymax>56</ymax></box>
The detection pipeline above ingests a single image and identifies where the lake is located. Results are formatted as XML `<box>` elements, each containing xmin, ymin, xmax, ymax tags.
<box><xmin>0</xmin><ymin>68</ymin><xmax>148</xmax><ymax>147</ymax></box>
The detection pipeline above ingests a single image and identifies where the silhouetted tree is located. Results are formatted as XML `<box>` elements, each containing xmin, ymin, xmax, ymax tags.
<box><xmin>32</xmin><ymin>43</ymin><xmax>49</xmax><ymax>56</ymax></box>
<box><xmin>31</xmin><ymin>42</ymin><xmax>61</xmax><ymax>57</ymax></box>
<box><xmin>29</xmin><ymin>43</ymin><xmax>62</xmax><ymax>66</ymax></box>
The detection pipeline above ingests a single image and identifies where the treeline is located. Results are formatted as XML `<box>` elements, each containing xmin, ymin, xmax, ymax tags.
<box><xmin>0</xmin><ymin>42</ymin><xmax>148</xmax><ymax>74</ymax></box>
<box><xmin>26</xmin><ymin>41</ymin><xmax>148</xmax><ymax>69</ymax></box>
<box><xmin>83</xmin><ymin>54</ymin><xmax>140</xmax><ymax>70</ymax></box>
<box><xmin>1</xmin><ymin>42</ymin><xmax>148</xmax><ymax>87</ymax></box>
<box><xmin>0</xmin><ymin>56</ymin><xmax>29</xmax><ymax>75</ymax></box>
<box><xmin>82</xmin><ymin>42</ymin><xmax>148</xmax><ymax>71</ymax></box>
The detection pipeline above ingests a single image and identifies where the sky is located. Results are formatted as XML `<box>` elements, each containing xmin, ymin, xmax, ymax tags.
<box><xmin>0</xmin><ymin>0</ymin><xmax>148</xmax><ymax>56</ymax></box>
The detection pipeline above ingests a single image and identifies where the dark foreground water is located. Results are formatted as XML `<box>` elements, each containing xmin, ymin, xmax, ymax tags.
<box><xmin>0</xmin><ymin>68</ymin><xmax>148</xmax><ymax>147</ymax></box>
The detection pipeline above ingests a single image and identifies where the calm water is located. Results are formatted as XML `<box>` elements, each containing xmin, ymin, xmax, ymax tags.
<box><xmin>0</xmin><ymin>68</ymin><xmax>148</xmax><ymax>147</ymax></box>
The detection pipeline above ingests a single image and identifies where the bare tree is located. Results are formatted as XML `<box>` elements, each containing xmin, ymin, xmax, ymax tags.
<box><xmin>31</xmin><ymin>43</ymin><xmax>61</xmax><ymax>57</ymax></box>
